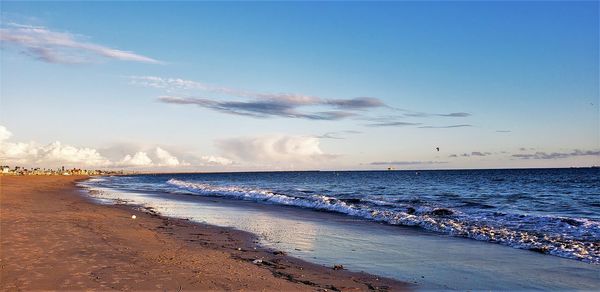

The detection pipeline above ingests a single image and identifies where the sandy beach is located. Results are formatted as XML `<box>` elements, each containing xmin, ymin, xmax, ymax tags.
<box><xmin>0</xmin><ymin>175</ymin><xmax>408</xmax><ymax>291</ymax></box>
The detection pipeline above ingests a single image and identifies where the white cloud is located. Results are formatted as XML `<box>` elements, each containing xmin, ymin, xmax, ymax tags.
<box><xmin>116</xmin><ymin>147</ymin><xmax>187</xmax><ymax>168</ymax></box>
<box><xmin>216</xmin><ymin>135</ymin><xmax>336</xmax><ymax>163</ymax></box>
<box><xmin>39</xmin><ymin>142</ymin><xmax>112</xmax><ymax>166</ymax></box>
<box><xmin>118</xmin><ymin>151</ymin><xmax>153</xmax><ymax>167</ymax></box>
<box><xmin>0</xmin><ymin>23</ymin><xmax>161</xmax><ymax>64</ymax></box>
<box><xmin>129</xmin><ymin>76</ymin><xmax>216</xmax><ymax>91</ymax></box>
<box><xmin>0</xmin><ymin>126</ymin><xmax>189</xmax><ymax>169</ymax></box>
<box><xmin>1</xmin><ymin>139</ymin><xmax>111</xmax><ymax>167</ymax></box>
<box><xmin>0</xmin><ymin>126</ymin><xmax>13</xmax><ymax>141</ymax></box>
<box><xmin>1</xmin><ymin>141</ymin><xmax>39</xmax><ymax>163</ymax></box>
<box><xmin>1</xmin><ymin>126</ymin><xmax>111</xmax><ymax>166</ymax></box>
<box><xmin>200</xmin><ymin>155</ymin><xmax>233</xmax><ymax>166</ymax></box>
<box><xmin>1</xmin><ymin>126</ymin><xmax>332</xmax><ymax>169</ymax></box>
<box><xmin>155</xmin><ymin>147</ymin><xmax>181</xmax><ymax>166</ymax></box>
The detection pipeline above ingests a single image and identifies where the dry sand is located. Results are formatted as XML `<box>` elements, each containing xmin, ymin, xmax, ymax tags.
<box><xmin>0</xmin><ymin>176</ymin><xmax>408</xmax><ymax>291</ymax></box>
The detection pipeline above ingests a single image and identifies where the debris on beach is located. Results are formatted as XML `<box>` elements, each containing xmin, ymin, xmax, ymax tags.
<box><xmin>252</xmin><ymin>259</ymin><xmax>263</xmax><ymax>264</ymax></box>
<box><xmin>333</xmin><ymin>264</ymin><xmax>344</xmax><ymax>270</ymax></box>
<box><xmin>131</xmin><ymin>215</ymin><xmax>137</xmax><ymax>219</ymax></box>
<box><xmin>273</xmin><ymin>250</ymin><xmax>287</xmax><ymax>256</ymax></box>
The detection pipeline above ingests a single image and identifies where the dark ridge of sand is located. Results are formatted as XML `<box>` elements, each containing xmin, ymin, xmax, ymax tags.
<box><xmin>0</xmin><ymin>175</ymin><xmax>409</xmax><ymax>291</ymax></box>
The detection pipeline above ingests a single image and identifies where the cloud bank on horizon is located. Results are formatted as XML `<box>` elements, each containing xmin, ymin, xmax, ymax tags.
<box><xmin>3</xmin><ymin>124</ymin><xmax>599</xmax><ymax>170</ymax></box>
<box><xmin>0</xmin><ymin>125</ymin><xmax>192</xmax><ymax>168</ymax></box>
<box><xmin>0</xmin><ymin>125</ymin><xmax>335</xmax><ymax>169</ymax></box>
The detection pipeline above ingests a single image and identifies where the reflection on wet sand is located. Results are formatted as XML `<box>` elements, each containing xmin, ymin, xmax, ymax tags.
<box><xmin>85</xmin><ymin>187</ymin><xmax>600</xmax><ymax>290</ymax></box>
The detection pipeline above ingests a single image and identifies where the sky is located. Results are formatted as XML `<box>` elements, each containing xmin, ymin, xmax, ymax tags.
<box><xmin>1</xmin><ymin>1</ymin><xmax>599</xmax><ymax>171</ymax></box>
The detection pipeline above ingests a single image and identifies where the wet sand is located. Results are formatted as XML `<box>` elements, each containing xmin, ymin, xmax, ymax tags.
<box><xmin>82</xmin><ymin>175</ymin><xmax>600</xmax><ymax>290</ymax></box>
<box><xmin>0</xmin><ymin>175</ymin><xmax>408</xmax><ymax>291</ymax></box>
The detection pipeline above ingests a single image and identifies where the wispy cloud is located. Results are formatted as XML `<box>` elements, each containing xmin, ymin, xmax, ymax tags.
<box><xmin>404</xmin><ymin>112</ymin><xmax>471</xmax><ymax>118</ymax></box>
<box><xmin>361</xmin><ymin>110</ymin><xmax>471</xmax><ymax>127</ymax></box>
<box><xmin>449</xmin><ymin>151</ymin><xmax>493</xmax><ymax>158</ymax></box>
<box><xmin>129</xmin><ymin>76</ymin><xmax>255</xmax><ymax>95</ymax></box>
<box><xmin>132</xmin><ymin>76</ymin><xmax>473</xmax><ymax>124</ymax></box>
<box><xmin>315</xmin><ymin>130</ymin><xmax>362</xmax><ymax>139</ymax></box>
<box><xmin>324</xmin><ymin>97</ymin><xmax>386</xmax><ymax>110</ymax></box>
<box><xmin>365</xmin><ymin>121</ymin><xmax>422</xmax><ymax>127</ymax></box>
<box><xmin>317</xmin><ymin>133</ymin><xmax>344</xmax><ymax>139</ymax></box>
<box><xmin>419</xmin><ymin>124</ymin><xmax>472</xmax><ymax>129</ymax></box>
<box><xmin>437</xmin><ymin>112</ymin><xmax>471</xmax><ymax>117</ymax></box>
<box><xmin>519</xmin><ymin>147</ymin><xmax>535</xmax><ymax>151</ymax></box>
<box><xmin>512</xmin><ymin>150</ymin><xmax>600</xmax><ymax>160</ymax></box>
<box><xmin>369</xmin><ymin>161</ymin><xmax>448</xmax><ymax>165</ymax></box>
<box><xmin>158</xmin><ymin>95</ymin><xmax>377</xmax><ymax>120</ymax></box>
<box><xmin>131</xmin><ymin>76</ymin><xmax>372</xmax><ymax>109</ymax></box>
<box><xmin>0</xmin><ymin>23</ymin><xmax>161</xmax><ymax>64</ymax></box>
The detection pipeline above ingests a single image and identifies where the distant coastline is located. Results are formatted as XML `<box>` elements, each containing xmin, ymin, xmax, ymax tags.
<box><xmin>2</xmin><ymin>165</ymin><xmax>599</xmax><ymax>177</ymax></box>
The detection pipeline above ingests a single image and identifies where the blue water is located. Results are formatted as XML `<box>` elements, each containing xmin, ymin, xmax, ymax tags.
<box><xmin>83</xmin><ymin>168</ymin><xmax>600</xmax><ymax>264</ymax></box>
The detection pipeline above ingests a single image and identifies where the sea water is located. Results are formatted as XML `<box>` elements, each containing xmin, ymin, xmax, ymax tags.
<box><xmin>80</xmin><ymin>168</ymin><xmax>600</xmax><ymax>289</ymax></box>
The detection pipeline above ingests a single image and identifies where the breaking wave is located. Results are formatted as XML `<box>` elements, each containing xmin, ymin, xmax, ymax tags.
<box><xmin>166</xmin><ymin>178</ymin><xmax>600</xmax><ymax>264</ymax></box>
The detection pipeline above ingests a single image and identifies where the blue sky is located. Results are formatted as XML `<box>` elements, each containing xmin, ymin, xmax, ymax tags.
<box><xmin>1</xmin><ymin>1</ymin><xmax>598</xmax><ymax>170</ymax></box>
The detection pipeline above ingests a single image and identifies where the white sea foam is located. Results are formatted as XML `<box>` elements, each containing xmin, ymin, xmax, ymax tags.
<box><xmin>167</xmin><ymin>178</ymin><xmax>367</xmax><ymax>216</ymax></box>
<box><xmin>166</xmin><ymin>178</ymin><xmax>600</xmax><ymax>264</ymax></box>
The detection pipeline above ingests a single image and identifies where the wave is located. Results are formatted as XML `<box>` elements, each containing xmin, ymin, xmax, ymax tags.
<box><xmin>166</xmin><ymin>178</ymin><xmax>600</xmax><ymax>264</ymax></box>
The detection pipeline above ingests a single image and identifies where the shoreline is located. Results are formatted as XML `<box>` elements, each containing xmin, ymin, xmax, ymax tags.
<box><xmin>0</xmin><ymin>175</ymin><xmax>409</xmax><ymax>291</ymax></box>
<box><xmin>81</xmin><ymin>173</ymin><xmax>600</xmax><ymax>290</ymax></box>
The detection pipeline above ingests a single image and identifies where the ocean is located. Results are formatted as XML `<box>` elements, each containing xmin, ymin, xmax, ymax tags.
<box><xmin>80</xmin><ymin>168</ymin><xmax>600</xmax><ymax>288</ymax></box>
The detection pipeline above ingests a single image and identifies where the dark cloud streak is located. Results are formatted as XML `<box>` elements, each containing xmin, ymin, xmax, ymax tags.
<box><xmin>316</xmin><ymin>130</ymin><xmax>362</xmax><ymax>139</ymax></box>
<box><xmin>403</xmin><ymin>112</ymin><xmax>471</xmax><ymax>118</ymax></box>
<box><xmin>419</xmin><ymin>124</ymin><xmax>472</xmax><ymax>129</ymax></box>
<box><xmin>512</xmin><ymin>150</ymin><xmax>600</xmax><ymax>160</ymax></box>
<box><xmin>159</xmin><ymin>96</ymin><xmax>365</xmax><ymax>120</ymax></box>
<box><xmin>437</xmin><ymin>112</ymin><xmax>471</xmax><ymax>117</ymax></box>
<box><xmin>370</xmin><ymin>161</ymin><xmax>448</xmax><ymax>165</ymax></box>
<box><xmin>141</xmin><ymin>76</ymin><xmax>473</xmax><ymax>123</ymax></box>
<box><xmin>325</xmin><ymin>97</ymin><xmax>385</xmax><ymax>110</ymax></box>
<box><xmin>365</xmin><ymin>121</ymin><xmax>423</xmax><ymax>127</ymax></box>
<box><xmin>449</xmin><ymin>151</ymin><xmax>492</xmax><ymax>157</ymax></box>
